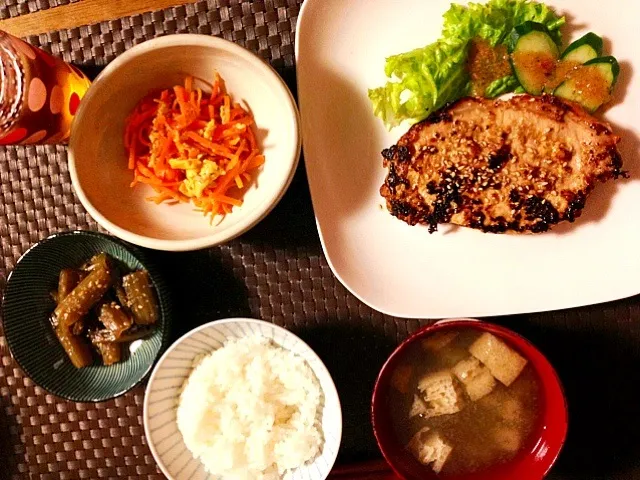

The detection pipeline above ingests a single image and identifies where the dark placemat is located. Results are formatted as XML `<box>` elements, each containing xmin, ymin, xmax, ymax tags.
<box><xmin>1</xmin><ymin>1</ymin><xmax>640</xmax><ymax>480</ymax></box>
<box><xmin>22</xmin><ymin>0</ymin><xmax>299</xmax><ymax>69</ymax></box>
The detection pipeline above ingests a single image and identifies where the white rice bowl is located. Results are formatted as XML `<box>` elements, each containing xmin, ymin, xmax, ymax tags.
<box><xmin>176</xmin><ymin>335</ymin><xmax>323</xmax><ymax>480</ymax></box>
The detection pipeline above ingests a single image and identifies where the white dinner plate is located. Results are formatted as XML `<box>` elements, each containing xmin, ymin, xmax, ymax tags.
<box><xmin>295</xmin><ymin>0</ymin><xmax>640</xmax><ymax>319</ymax></box>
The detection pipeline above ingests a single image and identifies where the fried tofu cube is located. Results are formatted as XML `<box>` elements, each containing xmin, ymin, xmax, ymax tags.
<box><xmin>409</xmin><ymin>395</ymin><xmax>428</xmax><ymax>417</ymax></box>
<box><xmin>415</xmin><ymin>371</ymin><xmax>464</xmax><ymax>418</ymax></box>
<box><xmin>407</xmin><ymin>427</ymin><xmax>452</xmax><ymax>474</ymax></box>
<box><xmin>422</xmin><ymin>331</ymin><xmax>458</xmax><ymax>352</ymax></box>
<box><xmin>469</xmin><ymin>333</ymin><xmax>527</xmax><ymax>386</ymax></box>
<box><xmin>439</xmin><ymin>346</ymin><xmax>471</xmax><ymax>369</ymax></box>
<box><xmin>452</xmin><ymin>356</ymin><xmax>497</xmax><ymax>401</ymax></box>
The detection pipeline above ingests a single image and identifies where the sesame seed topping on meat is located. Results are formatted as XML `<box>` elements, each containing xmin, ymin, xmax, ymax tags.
<box><xmin>379</xmin><ymin>94</ymin><xmax>625</xmax><ymax>234</ymax></box>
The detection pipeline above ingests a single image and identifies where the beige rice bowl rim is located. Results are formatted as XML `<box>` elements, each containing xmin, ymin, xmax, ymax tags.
<box><xmin>143</xmin><ymin>318</ymin><xmax>343</xmax><ymax>480</ymax></box>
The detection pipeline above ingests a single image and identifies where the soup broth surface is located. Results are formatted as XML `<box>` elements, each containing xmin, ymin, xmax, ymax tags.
<box><xmin>389</xmin><ymin>328</ymin><xmax>542</xmax><ymax>476</ymax></box>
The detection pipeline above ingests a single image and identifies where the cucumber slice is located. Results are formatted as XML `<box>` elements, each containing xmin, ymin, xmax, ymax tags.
<box><xmin>562</xmin><ymin>44</ymin><xmax>599</xmax><ymax>64</ymax></box>
<box><xmin>583</xmin><ymin>56</ymin><xmax>620</xmax><ymax>84</ymax></box>
<box><xmin>510</xmin><ymin>22</ymin><xmax>560</xmax><ymax>95</ymax></box>
<box><xmin>509</xmin><ymin>21</ymin><xmax>561</xmax><ymax>51</ymax></box>
<box><xmin>554</xmin><ymin>56</ymin><xmax>620</xmax><ymax>112</ymax></box>
<box><xmin>561</xmin><ymin>32</ymin><xmax>603</xmax><ymax>64</ymax></box>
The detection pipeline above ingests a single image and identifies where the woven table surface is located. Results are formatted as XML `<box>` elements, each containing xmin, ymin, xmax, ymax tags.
<box><xmin>1</xmin><ymin>0</ymin><xmax>81</xmax><ymax>21</ymax></box>
<box><xmin>2</xmin><ymin>1</ymin><xmax>640</xmax><ymax>479</ymax></box>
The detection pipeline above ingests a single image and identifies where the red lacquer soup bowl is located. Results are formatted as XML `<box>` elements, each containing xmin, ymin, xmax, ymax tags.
<box><xmin>371</xmin><ymin>319</ymin><xmax>568</xmax><ymax>480</ymax></box>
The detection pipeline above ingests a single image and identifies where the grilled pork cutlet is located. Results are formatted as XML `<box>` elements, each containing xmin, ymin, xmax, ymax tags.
<box><xmin>380</xmin><ymin>94</ymin><xmax>625</xmax><ymax>233</ymax></box>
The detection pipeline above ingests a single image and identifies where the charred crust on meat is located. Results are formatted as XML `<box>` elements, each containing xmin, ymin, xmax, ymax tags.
<box><xmin>386</xmin><ymin>164</ymin><xmax>408</xmax><ymax>191</ymax></box>
<box><xmin>426</xmin><ymin>109</ymin><xmax>453</xmax><ymax>124</ymax></box>
<box><xmin>420</xmin><ymin>173</ymin><xmax>462</xmax><ymax>233</ymax></box>
<box><xmin>482</xmin><ymin>218</ymin><xmax>508</xmax><ymax>233</ymax></box>
<box><xmin>424</xmin><ymin>204</ymin><xmax>447</xmax><ymax>233</ymax></box>
<box><xmin>381</xmin><ymin>145</ymin><xmax>396</xmax><ymax>161</ymax></box>
<box><xmin>469</xmin><ymin>212</ymin><xmax>486</xmax><ymax>230</ymax></box>
<box><xmin>488</xmin><ymin>144</ymin><xmax>511</xmax><ymax>170</ymax></box>
<box><xmin>609</xmin><ymin>149</ymin><xmax>628</xmax><ymax>179</ymax></box>
<box><xmin>426</xmin><ymin>181</ymin><xmax>439</xmax><ymax>195</ymax></box>
<box><xmin>592</xmin><ymin>147</ymin><xmax>628</xmax><ymax>180</ymax></box>
<box><xmin>426</xmin><ymin>145</ymin><xmax>438</xmax><ymax>154</ymax></box>
<box><xmin>389</xmin><ymin>200</ymin><xmax>418</xmax><ymax>220</ymax></box>
<box><xmin>381</xmin><ymin>144</ymin><xmax>411</xmax><ymax>164</ymax></box>
<box><xmin>540</xmin><ymin>94</ymin><xmax>567</xmax><ymax>108</ymax></box>
<box><xmin>562</xmin><ymin>191</ymin><xmax>587</xmax><ymax>222</ymax></box>
<box><xmin>524</xmin><ymin>195</ymin><xmax>559</xmax><ymax>224</ymax></box>
<box><xmin>397</xmin><ymin>145</ymin><xmax>411</xmax><ymax>162</ymax></box>
<box><xmin>590</xmin><ymin>122</ymin><xmax>612</xmax><ymax>136</ymax></box>
<box><xmin>380</xmin><ymin>94</ymin><xmax>625</xmax><ymax>234</ymax></box>
<box><xmin>538</xmin><ymin>93</ymin><xmax>571</xmax><ymax>113</ymax></box>
<box><xmin>530</xmin><ymin>221</ymin><xmax>550</xmax><ymax>233</ymax></box>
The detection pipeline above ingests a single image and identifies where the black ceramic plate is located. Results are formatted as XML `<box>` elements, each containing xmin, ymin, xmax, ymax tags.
<box><xmin>1</xmin><ymin>230</ymin><xmax>172</xmax><ymax>402</ymax></box>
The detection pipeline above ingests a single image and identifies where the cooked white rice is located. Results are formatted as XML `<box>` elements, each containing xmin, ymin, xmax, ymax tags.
<box><xmin>176</xmin><ymin>334</ymin><xmax>323</xmax><ymax>480</ymax></box>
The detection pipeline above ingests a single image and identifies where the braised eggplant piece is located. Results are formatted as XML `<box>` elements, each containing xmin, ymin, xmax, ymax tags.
<box><xmin>53</xmin><ymin>254</ymin><xmax>112</xmax><ymax>328</ymax></box>
<box><xmin>51</xmin><ymin>270</ymin><xmax>83</xmax><ymax>332</ymax></box>
<box><xmin>114</xmin><ymin>325</ymin><xmax>155</xmax><ymax>343</ymax></box>
<box><xmin>92</xmin><ymin>339</ymin><xmax>121</xmax><ymax>366</ymax></box>
<box><xmin>89</xmin><ymin>325</ymin><xmax>154</xmax><ymax>344</ymax></box>
<box><xmin>81</xmin><ymin>253</ymin><xmax>109</xmax><ymax>272</ymax></box>
<box><xmin>98</xmin><ymin>302</ymin><xmax>133</xmax><ymax>339</ymax></box>
<box><xmin>58</xmin><ymin>269</ymin><xmax>83</xmax><ymax>303</ymax></box>
<box><xmin>122</xmin><ymin>271</ymin><xmax>159</xmax><ymax>325</ymax></box>
<box><xmin>88</xmin><ymin>329</ymin><xmax>117</xmax><ymax>343</ymax></box>
<box><xmin>71</xmin><ymin>318</ymin><xmax>85</xmax><ymax>336</ymax></box>
<box><xmin>49</xmin><ymin>252</ymin><xmax>158</xmax><ymax>368</ymax></box>
<box><xmin>50</xmin><ymin>296</ymin><xmax>85</xmax><ymax>334</ymax></box>
<box><xmin>114</xmin><ymin>283</ymin><xmax>129</xmax><ymax>309</ymax></box>
<box><xmin>55</xmin><ymin>324</ymin><xmax>93</xmax><ymax>368</ymax></box>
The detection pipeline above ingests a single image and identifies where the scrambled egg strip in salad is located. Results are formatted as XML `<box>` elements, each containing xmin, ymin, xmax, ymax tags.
<box><xmin>124</xmin><ymin>73</ymin><xmax>265</xmax><ymax>221</ymax></box>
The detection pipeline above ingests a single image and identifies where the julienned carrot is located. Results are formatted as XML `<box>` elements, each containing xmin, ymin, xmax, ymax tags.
<box><xmin>183</xmin><ymin>130</ymin><xmax>234</xmax><ymax>159</ymax></box>
<box><xmin>122</xmin><ymin>73</ymin><xmax>265</xmax><ymax>220</ymax></box>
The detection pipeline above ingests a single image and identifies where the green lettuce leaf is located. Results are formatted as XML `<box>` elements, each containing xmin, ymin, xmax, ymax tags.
<box><xmin>368</xmin><ymin>0</ymin><xmax>565</xmax><ymax>129</ymax></box>
<box><xmin>484</xmin><ymin>75</ymin><xmax>520</xmax><ymax>98</ymax></box>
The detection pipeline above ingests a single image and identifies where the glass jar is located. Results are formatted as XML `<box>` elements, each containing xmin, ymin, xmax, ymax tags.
<box><xmin>0</xmin><ymin>30</ymin><xmax>92</xmax><ymax>145</ymax></box>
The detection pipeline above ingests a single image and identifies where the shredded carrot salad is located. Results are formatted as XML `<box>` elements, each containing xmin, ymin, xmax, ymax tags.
<box><xmin>123</xmin><ymin>73</ymin><xmax>264</xmax><ymax>221</ymax></box>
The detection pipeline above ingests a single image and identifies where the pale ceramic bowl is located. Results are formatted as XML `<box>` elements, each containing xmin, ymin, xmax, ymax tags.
<box><xmin>143</xmin><ymin>318</ymin><xmax>343</xmax><ymax>480</ymax></box>
<box><xmin>69</xmin><ymin>34</ymin><xmax>300</xmax><ymax>251</ymax></box>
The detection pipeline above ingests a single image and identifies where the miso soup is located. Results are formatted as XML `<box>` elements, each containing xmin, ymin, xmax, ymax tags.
<box><xmin>388</xmin><ymin>328</ymin><xmax>542</xmax><ymax>476</ymax></box>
